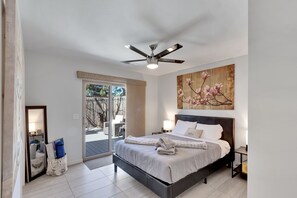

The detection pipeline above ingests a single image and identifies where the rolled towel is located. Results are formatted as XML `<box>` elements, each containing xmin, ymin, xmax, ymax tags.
<box><xmin>174</xmin><ymin>140</ymin><xmax>207</xmax><ymax>150</ymax></box>
<box><xmin>125</xmin><ymin>136</ymin><xmax>207</xmax><ymax>150</ymax></box>
<box><xmin>156</xmin><ymin>137</ymin><xmax>176</xmax><ymax>150</ymax></box>
<box><xmin>157</xmin><ymin>147</ymin><xmax>176</xmax><ymax>155</ymax></box>
<box><xmin>125</xmin><ymin>135</ymin><xmax>157</xmax><ymax>146</ymax></box>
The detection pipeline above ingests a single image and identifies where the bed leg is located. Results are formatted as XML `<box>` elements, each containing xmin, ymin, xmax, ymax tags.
<box><xmin>204</xmin><ymin>178</ymin><xmax>207</xmax><ymax>184</ymax></box>
<box><xmin>114</xmin><ymin>164</ymin><xmax>117</xmax><ymax>173</ymax></box>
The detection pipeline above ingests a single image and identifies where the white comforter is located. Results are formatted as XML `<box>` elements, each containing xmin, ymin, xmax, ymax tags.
<box><xmin>115</xmin><ymin>133</ymin><xmax>230</xmax><ymax>184</ymax></box>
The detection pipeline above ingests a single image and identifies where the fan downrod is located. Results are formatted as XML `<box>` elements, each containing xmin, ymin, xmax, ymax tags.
<box><xmin>149</xmin><ymin>44</ymin><xmax>158</xmax><ymax>52</ymax></box>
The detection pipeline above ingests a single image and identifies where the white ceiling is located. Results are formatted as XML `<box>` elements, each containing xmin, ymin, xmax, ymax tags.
<box><xmin>19</xmin><ymin>0</ymin><xmax>248</xmax><ymax>76</ymax></box>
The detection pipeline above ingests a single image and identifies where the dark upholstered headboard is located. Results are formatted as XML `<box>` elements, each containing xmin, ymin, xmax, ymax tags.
<box><xmin>175</xmin><ymin>114</ymin><xmax>235</xmax><ymax>153</ymax></box>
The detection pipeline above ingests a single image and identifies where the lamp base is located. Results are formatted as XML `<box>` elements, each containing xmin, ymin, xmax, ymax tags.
<box><xmin>246</xmin><ymin>145</ymin><xmax>248</xmax><ymax>152</ymax></box>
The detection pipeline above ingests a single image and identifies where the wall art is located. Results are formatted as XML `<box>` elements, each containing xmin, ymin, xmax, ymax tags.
<box><xmin>177</xmin><ymin>64</ymin><xmax>234</xmax><ymax>110</ymax></box>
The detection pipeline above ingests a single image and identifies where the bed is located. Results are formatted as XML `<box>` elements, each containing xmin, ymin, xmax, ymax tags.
<box><xmin>113</xmin><ymin>114</ymin><xmax>234</xmax><ymax>198</ymax></box>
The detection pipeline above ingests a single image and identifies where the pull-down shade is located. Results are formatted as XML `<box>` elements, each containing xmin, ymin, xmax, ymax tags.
<box><xmin>77</xmin><ymin>71</ymin><xmax>146</xmax><ymax>137</ymax></box>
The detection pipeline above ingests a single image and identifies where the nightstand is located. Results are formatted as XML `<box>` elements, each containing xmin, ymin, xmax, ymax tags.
<box><xmin>152</xmin><ymin>131</ymin><xmax>163</xmax><ymax>135</ymax></box>
<box><xmin>232</xmin><ymin>146</ymin><xmax>248</xmax><ymax>179</ymax></box>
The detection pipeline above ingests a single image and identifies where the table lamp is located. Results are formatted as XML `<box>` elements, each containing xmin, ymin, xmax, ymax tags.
<box><xmin>163</xmin><ymin>120</ymin><xmax>174</xmax><ymax>132</ymax></box>
<box><xmin>29</xmin><ymin>122</ymin><xmax>36</xmax><ymax>135</ymax></box>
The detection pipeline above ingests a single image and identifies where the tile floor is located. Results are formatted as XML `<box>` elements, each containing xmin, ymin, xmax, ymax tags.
<box><xmin>23</xmin><ymin>163</ymin><xmax>247</xmax><ymax>198</ymax></box>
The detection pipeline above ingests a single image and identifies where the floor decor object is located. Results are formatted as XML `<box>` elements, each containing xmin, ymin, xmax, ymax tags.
<box><xmin>46</xmin><ymin>154</ymin><xmax>68</xmax><ymax>176</ymax></box>
<box><xmin>177</xmin><ymin>64</ymin><xmax>234</xmax><ymax>110</ymax></box>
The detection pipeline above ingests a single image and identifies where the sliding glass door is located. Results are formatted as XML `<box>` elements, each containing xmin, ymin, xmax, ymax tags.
<box><xmin>83</xmin><ymin>81</ymin><xmax>126</xmax><ymax>160</ymax></box>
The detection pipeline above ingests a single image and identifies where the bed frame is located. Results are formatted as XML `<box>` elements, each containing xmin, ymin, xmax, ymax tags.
<box><xmin>113</xmin><ymin>114</ymin><xmax>234</xmax><ymax>198</ymax></box>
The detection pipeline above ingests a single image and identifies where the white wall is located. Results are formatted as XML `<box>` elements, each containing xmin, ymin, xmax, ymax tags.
<box><xmin>25</xmin><ymin>50</ymin><xmax>159</xmax><ymax>165</ymax></box>
<box><xmin>12</xmin><ymin>167</ymin><xmax>21</xmax><ymax>198</ymax></box>
<box><xmin>249</xmin><ymin>1</ymin><xmax>297</xmax><ymax>197</ymax></box>
<box><xmin>158</xmin><ymin>55</ymin><xmax>248</xmax><ymax>150</ymax></box>
<box><xmin>143</xmin><ymin>75</ymin><xmax>159</xmax><ymax>134</ymax></box>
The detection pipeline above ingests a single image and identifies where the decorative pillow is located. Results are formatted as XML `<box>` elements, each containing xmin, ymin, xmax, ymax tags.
<box><xmin>196</xmin><ymin>123</ymin><xmax>223</xmax><ymax>140</ymax></box>
<box><xmin>172</xmin><ymin>120</ymin><xmax>197</xmax><ymax>135</ymax></box>
<box><xmin>184</xmin><ymin>128</ymin><xmax>203</xmax><ymax>139</ymax></box>
<box><xmin>46</xmin><ymin>142</ymin><xmax>56</xmax><ymax>159</ymax></box>
<box><xmin>55</xmin><ymin>138</ymin><xmax>65</xmax><ymax>159</ymax></box>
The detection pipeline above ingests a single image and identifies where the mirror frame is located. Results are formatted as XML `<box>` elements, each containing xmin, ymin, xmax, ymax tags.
<box><xmin>25</xmin><ymin>105</ymin><xmax>48</xmax><ymax>182</ymax></box>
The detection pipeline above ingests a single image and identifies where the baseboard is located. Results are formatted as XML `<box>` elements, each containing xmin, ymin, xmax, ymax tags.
<box><xmin>68</xmin><ymin>158</ymin><xmax>83</xmax><ymax>166</ymax></box>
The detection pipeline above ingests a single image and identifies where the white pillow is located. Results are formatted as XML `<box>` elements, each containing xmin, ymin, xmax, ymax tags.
<box><xmin>196</xmin><ymin>123</ymin><xmax>223</xmax><ymax>140</ymax></box>
<box><xmin>172</xmin><ymin>120</ymin><xmax>197</xmax><ymax>135</ymax></box>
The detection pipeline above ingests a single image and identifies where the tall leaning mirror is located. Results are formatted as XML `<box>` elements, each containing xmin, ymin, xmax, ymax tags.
<box><xmin>25</xmin><ymin>106</ymin><xmax>48</xmax><ymax>182</ymax></box>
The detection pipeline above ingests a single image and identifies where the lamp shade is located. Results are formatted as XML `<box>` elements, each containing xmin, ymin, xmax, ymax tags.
<box><xmin>29</xmin><ymin>122</ymin><xmax>36</xmax><ymax>132</ymax></box>
<box><xmin>163</xmin><ymin>120</ymin><xmax>174</xmax><ymax>131</ymax></box>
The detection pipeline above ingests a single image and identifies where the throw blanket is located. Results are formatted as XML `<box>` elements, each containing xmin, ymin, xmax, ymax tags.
<box><xmin>125</xmin><ymin>135</ymin><xmax>207</xmax><ymax>150</ymax></box>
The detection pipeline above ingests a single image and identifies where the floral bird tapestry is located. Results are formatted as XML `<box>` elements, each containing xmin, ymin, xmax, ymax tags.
<box><xmin>177</xmin><ymin>64</ymin><xmax>234</xmax><ymax>110</ymax></box>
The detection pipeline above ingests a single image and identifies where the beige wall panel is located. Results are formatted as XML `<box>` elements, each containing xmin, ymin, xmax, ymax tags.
<box><xmin>126</xmin><ymin>84</ymin><xmax>146</xmax><ymax>137</ymax></box>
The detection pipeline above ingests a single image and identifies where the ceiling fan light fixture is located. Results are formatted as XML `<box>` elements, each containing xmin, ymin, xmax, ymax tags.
<box><xmin>147</xmin><ymin>56</ymin><xmax>158</xmax><ymax>69</ymax></box>
<box><xmin>147</xmin><ymin>63</ymin><xmax>159</xmax><ymax>69</ymax></box>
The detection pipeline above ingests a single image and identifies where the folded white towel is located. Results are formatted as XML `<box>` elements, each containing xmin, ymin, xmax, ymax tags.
<box><xmin>156</xmin><ymin>137</ymin><xmax>176</xmax><ymax>150</ymax></box>
<box><xmin>157</xmin><ymin>147</ymin><xmax>176</xmax><ymax>155</ymax></box>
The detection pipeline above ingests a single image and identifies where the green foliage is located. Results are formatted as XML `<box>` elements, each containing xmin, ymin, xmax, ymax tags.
<box><xmin>86</xmin><ymin>84</ymin><xmax>125</xmax><ymax>97</ymax></box>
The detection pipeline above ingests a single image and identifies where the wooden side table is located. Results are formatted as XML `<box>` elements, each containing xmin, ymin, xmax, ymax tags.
<box><xmin>152</xmin><ymin>131</ymin><xmax>163</xmax><ymax>135</ymax></box>
<box><xmin>232</xmin><ymin>146</ymin><xmax>248</xmax><ymax>179</ymax></box>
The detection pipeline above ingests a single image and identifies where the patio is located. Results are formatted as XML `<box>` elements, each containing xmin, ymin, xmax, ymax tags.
<box><xmin>85</xmin><ymin>130</ymin><xmax>124</xmax><ymax>157</ymax></box>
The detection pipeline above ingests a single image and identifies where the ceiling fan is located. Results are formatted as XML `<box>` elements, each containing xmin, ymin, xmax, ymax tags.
<box><xmin>122</xmin><ymin>43</ymin><xmax>185</xmax><ymax>69</ymax></box>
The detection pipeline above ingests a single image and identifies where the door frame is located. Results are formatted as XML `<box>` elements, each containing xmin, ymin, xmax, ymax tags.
<box><xmin>82</xmin><ymin>80</ymin><xmax>126</xmax><ymax>161</ymax></box>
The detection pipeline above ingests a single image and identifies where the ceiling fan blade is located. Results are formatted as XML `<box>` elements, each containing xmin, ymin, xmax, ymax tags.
<box><xmin>155</xmin><ymin>44</ymin><xmax>183</xmax><ymax>59</ymax></box>
<box><xmin>125</xmin><ymin>45</ymin><xmax>149</xmax><ymax>58</ymax></box>
<box><xmin>159</xmin><ymin>58</ymin><xmax>185</xmax><ymax>64</ymax></box>
<box><xmin>121</xmin><ymin>59</ymin><xmax>147</xmax><ymax>64</ymax></box>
